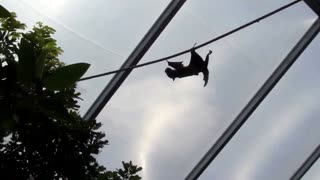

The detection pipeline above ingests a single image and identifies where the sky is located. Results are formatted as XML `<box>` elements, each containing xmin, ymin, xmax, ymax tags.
<box><xmin>1</xmin><ymin>0</ymin><xmax>319</xmax><ymax>179</ymax></box>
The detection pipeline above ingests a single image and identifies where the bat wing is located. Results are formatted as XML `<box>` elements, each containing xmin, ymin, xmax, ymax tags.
<box><xmin>167</xmin><ymin>61</ymin><xmax>184</xmax><ymax>69</ymax></box>
<box><xmin>203</xmin><ymin>69</ymin><xmax>209</xmax><ymax>87</ymax></box>
<box><xmin>189</xmin><ymin>50</ymin><xmax>205</xmax><ymax>68</ymax></box>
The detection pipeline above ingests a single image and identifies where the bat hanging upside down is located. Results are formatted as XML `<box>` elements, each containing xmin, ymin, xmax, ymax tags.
<box><xmin>165</xmin><ymin>45</ymin><xmax>212</xmax><ymax>87</ymax></box>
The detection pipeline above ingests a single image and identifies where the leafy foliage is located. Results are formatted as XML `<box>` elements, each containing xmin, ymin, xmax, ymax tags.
<box><xmin>44</xmin><ymin>63</ymin><xmax>90</xmax><ymax>90</ymax></box>
<box><xmin>0</xmin><ymin>6</ymin><xmax>142</xmax><ymax>180</ymax></box>
<box><xmin>0</xmin><ymin>5</ymin><xmax>10</xmax><ymax>18</ymax></box>
<box><xmin>99</xmin><ymin>161</ymin><xmax>143</xmax><ymax>180</ymax></box>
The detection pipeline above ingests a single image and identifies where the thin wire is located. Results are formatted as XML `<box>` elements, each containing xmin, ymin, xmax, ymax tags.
<box><xmin>184</xmin><ymin>7</ymin><xmax>262</xmax><ymax>69</ymax></box>
<box><xmin>18</xmin><ymin>0</ymin><xmax>125</xmax><ymax>58</ymax></box>
<box><xmin>78</xmin><ymin>0</ymin><xmax>302</xmax><ymax>82</ymax></box>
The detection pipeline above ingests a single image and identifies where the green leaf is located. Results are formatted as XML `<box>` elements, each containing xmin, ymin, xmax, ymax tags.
<box><xmin>38</xmin><ymin>99</ymin><xmax>73</xmax><ymax>121</ymax></box>
<box><xmin>0</xmin><ymin>5</ymin><xmax>10</xmax><ymax>18</ymax></box>
<box><xmin>136</xmin><ymin>167</ymin><xmax>143</xmax><ymax>172</ymax></box>
<box><xmin>43</xmin><ymin>63</ymin><xmax>90</xmax><ymax>90</ymax></box>
<box><xmin>0</xmin><ymin>108</ymin><xmax>14</xmax><ymax>128</ymax></box>
<box><xmin>35</xmin><ymin>49</ymin><xmax>47</xmax><ymax>79</ymax></box>
<box><xmin>129</xmin><ymin>175</ymin><xmax>142</xmax><ymax>180</ymax></box>
<box><xmin>18</xmin><ymin>38</ymin><xmax>36</xmax><ymax>82</ymax></box>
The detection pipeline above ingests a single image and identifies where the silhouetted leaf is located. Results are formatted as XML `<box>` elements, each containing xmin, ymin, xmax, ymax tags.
<box><xmin>129</xmin><ymin>175</ymin><xmax>142</xmax><ymax>180</ymax></box>
<box><xmin>0</xmin><ymin>107</ymin><xmax>15</xmax><ymax>132</ymax></box>
<box><xmin>0</xmin><ymin>5</ymin><xmax>10</xmax><ymax>18</ymax></box>
<box><xmin>18</xmin><ymin>38</ymin><xmax>35</xmax><ymax>82</ymax></box>
<box><xmin>43</xmin><ymin>63</ymin><xmax>90</xmax><ymax>90</ymax></box>
<box><xmin>1</xmin><ymin>11</ymin><xmax>142</xmax><ymax>180</ymax></box>
<box><xmin>136</xmin><ymin>167</ymin><xmax>143</xmax><ymax>172</ymax></box>
<box><xmin>35</xmin><ymin>49</ymin><xmax>47</xmax><ymax>79</ymax></box>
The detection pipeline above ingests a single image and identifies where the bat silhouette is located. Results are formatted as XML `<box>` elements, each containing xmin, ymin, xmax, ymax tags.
<box><xmin>165</xmin><ymin>46</ymin><xmax>212</xmax><ymax>87</ymax></box>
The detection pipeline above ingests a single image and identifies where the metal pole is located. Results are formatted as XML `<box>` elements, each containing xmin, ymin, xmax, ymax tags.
<box><xmin>185</xmin><ymin>19</ymin><xmax>320</xmax><ymax>180</ymax></box>
<box><xmin>304</xmin><ymin>0</ymin><xmax>320</xmax><ymax>16</ymax></box>
<box><xmin>290</xmin><ymin>145</ymin><xmax>320</xmax><ymax>180</ymax></box>
<box><xmin>83</xmin><ymin>0</ymin><xmax>187</xmax><ymax>120</ymax></box>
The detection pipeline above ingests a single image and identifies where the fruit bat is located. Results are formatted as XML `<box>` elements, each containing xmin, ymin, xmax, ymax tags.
<box><xmin>165</xmin><ymin>47</ymin><xmax>212</xmax><ymax>87</ymax></box>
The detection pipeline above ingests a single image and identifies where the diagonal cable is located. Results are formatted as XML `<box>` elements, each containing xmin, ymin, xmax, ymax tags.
<box><xmin>18</xmin><ymin>0</ymin><xmax>125</xmax><ymax>58</ymax></box>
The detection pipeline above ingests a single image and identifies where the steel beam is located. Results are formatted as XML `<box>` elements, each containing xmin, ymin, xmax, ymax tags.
<box><xmin>304</xmin><ymin>0</ymin><xmax>320</xmax><ymax>16</ymax></box>
<box><xmin>290</xmin><ymin>145</ymin><xmax>320</xmax><ymax>180</ymax></box>
<box><xmin>84</xmin><ymin>0</ymin><xmax>186</xmax><ymax>120</ymax></box>
<box><xmin>185</xmin><ymin>18</ymin><xmax>320</xmax><ymax>180</ymax></box>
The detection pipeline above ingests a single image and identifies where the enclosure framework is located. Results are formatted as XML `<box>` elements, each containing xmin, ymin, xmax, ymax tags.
<box><xmin>83</xmin><ymin>0</ymin><xmax>186</xmax><ymax>121</ymax></box>
<box><xmin>305</xmin><ymin>0</ymin><xmax>320</xmax><ymax>16</ymax></box>
<box><xmin>290</xmin><ymin>144</ymin><xmax>320</xmax><ymax>180</ymax></box>
<box><xmin>185</xmin><ymin>18</ymin><xmax>320</xmax><ymax>180</ymax></box>
<box><xmin>287</xmin><ymin>1</ymin><xmax>320</xmax><ymax>179</ymax></box>
<box><xmin>83</xmin><ymin>0</ymin><xmax>320</xmax><ymax>179</ymax></box>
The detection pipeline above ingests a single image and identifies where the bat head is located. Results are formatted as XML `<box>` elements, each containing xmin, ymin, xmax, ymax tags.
<box><xmin>165</xmin><ymin>68</ymin><xmax>176</xmax><ymax>81</ymax></box>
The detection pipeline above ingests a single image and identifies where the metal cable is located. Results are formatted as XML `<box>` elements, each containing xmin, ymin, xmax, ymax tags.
<box><xmin>79</xmin><ymin>0</ymin><xmax>302</xmax><ymax>82</ymax></box>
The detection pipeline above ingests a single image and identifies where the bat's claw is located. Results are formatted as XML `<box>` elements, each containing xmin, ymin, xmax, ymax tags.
<box><xmin>193</xmin><ymin>42</ymin><xmax>197</xmax><ymax>48</ymax></box>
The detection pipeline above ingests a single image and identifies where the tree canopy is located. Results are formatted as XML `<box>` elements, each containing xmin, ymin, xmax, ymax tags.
<box><xmin>0</xmin><ymin>5</ymin><xmax>141</xmax><ymax>180</ymax></box>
